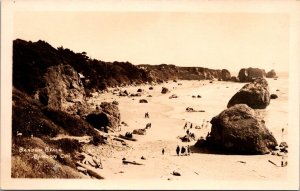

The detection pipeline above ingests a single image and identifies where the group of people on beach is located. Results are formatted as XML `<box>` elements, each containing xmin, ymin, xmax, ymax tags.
<box><xmin>176</xmin><ymin>145</ymin><xmax>191</xmax><ymax>156</ymax></box>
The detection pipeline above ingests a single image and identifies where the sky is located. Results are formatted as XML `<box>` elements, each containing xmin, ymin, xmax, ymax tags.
<box><xmin>13</xmin><ymin>12</ymin><xmax>289</xmax><ymax>73</ymax></box>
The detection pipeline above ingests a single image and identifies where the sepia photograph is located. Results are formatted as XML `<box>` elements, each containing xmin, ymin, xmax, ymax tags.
<box><xmin>1</xmin><ymin>0</ymin><xmax>299</xmax><ymax>190</ymax></box>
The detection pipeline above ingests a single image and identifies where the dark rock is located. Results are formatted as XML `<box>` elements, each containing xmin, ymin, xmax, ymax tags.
<box><xmin>230</xmin><ymin>76</ymin><xmax>239</xmax><ymax>82</ymax></box>
<box><xmin>221</xmin><ymin>69</ymin><xmax>231</xmax><ymax>81</ymax></box>
<box><xmin>227</xmin><ymin>78</ymin><xmax>270</xmax><ymax>109</ymax></box>
<box><xmin>238</xmin><ymin>68</ymin><xmax>266</xmax><ymax>82</ymax></box>
<box><xmin>279</xmin><ymin>142</ymin><xmax>288</xmax><ymax>148</ymax></box>
<box><xmin>266</xmin><ymin>69</ymin><xmax>277</xmax><ymax>78</ymax></box>
<box><xmin>132</xmin><ymin>129</ymin><xmax>147</xmax><ymax>135</ymax></box>
<box><xmin>86</xmin><ymin>102</ymin><xmax>120</xmax><ymax>131</ymax></box>
<box><xmin>112</xmin><ymin>100</ymin><xmax>119</xmax><ymax>105</ymax></box>
<box><xmin>139</xmin><ymin>99</ymin><xmax>148</xmax><ymax>103</ymax></box>
<box><xmin>137</xmin><ymin>88</ymin><xmax>143</xmax><ymax>92</ymax></box>
<box><xmin>197</xmin><ymin>95</ymin><xmax>201</xmax><ymax>98</ymax></box>
<box><xmin>270</xmin><ymin>94</ymin><xmax>278</xmax><ymax>99</ymax></box>
<box><xmin>161</xmin><ymin>87</ymin><xmax>169</xmax><ymax>94</ymax></box>
<box><xmin>43</xmin><ymin>64</ymin><xmax>87</xmax><ymax>115</ymax></box>
<box><xmin>209</xmin><ymin>104</ymin><xmax>277</xmax><ymax>154</ymax></box>
<box><xmin>169</xmin><ymin>94</ymin><xmax>178</xmax><ymax>99</ymax></box>
<box><xmin>149</xmin><ymin>87</ymin><xmax>154</xmax><ymax>90</ymax></box>
<box><xmin>172</xmin><ymin>171</ymin><xmax>181</xmax><ymax>176</ymax></box>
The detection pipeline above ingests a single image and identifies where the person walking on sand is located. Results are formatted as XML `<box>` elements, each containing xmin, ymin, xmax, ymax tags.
<box><xmin>176</xmin><ymin>145</ymin><xmax>180</xmax><ymax>156</ymax></box>
<box><xmin>181</xmin><ymin>146</ymin><xmax>186</xmax><ymax>156</ymax></box>
<box><xmin>162</xmin><ymin>148</ymin><xmax>165</xmax><ymax>155</ymax></box>
<box><xmin>184</xmin><ymin>122</ymin><xmax>187</xmax><ymax>130</ymax></box>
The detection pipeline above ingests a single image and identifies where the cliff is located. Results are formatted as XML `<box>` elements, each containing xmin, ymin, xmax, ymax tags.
<box><xmin>13</xmin><ymin>39</ymin><xmax>231</xmax><ymax>96</ymax></box>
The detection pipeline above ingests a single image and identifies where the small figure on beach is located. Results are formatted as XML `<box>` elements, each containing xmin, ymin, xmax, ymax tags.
<box><xmin>187</xmin><ymin>145</ymin><xmax>191</xmax><ymax>155</ymax></box>
<box><xmin>145</xmin><ymin>112</ymin><xmax>149</xmax><ymax>118</ymax></box>
<box><xmin>184</xmin><ymin>122</ymin><xmax>187</xmax><ymax>129</ymax></box>
<box><xmin>176</xmin><ymin>145</ymin><xmax>180</xmax><ymax>156</ymax></box>
<box><xmin>162</xmin><ymin>148</ymin><xmax>165</xmax><ymax>155</ymax></box>
<box><xmin>181</xmin><ymin>146</ymin><xmax>186</xmax><ymax>155</ymax></box>
<box><xmin>145</xmin><ymin>123</ymin><xmax>151</xmax><ymax>129</ymax></box>
<box><xmin>186</xmin><ymin>129</ymin><xmax>189</xmax><ymax>134</ymax></box>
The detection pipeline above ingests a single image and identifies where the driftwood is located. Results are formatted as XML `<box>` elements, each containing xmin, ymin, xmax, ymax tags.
<box><xmin>268</xmin><ymin>160</ymin><xmax>278</xmax><ymax>167</ymax></box>
<box><xmin>122</xmin><ymin>160</ymin><xmax>143</xmax><ymax>165</ymax></box>
<box><xmin>118</xmin><ymin>134</ymin><xmax>137</xmax><ymax>141</ymax></box>
<box><xmin>113</xmin><ymin>137</ymin><xmax>128</xmax><ymax>146</ymax></box>
<box><xmin>76</xmin><ymin>162</ymin><xmax>105</xmax><ymax>179</ymax></box>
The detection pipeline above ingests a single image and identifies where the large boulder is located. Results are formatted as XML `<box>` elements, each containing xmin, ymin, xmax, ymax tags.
<box><xmin>221</xmin><ymin>69</ymin><xmax>231</xmax><ymax>81</ymax></box>
<box><xmin>209</xmin><ymin>104</ymin><xmax>277</xmax><ymax>154</ymax></box>
<box><xmin>86</xmin><ymin>102</ymin><xmax>120</xmax><ymax>131</ymax></box>
<box><xmin>161</xmin><ymin>87</ymin><xmax>169</xmax><ymax>94</ymax></box>
<box><xmin>238</xmin><ymin>68</ymin><xmax>266</xmax><ymax>82</ymax></box>
<box><xmin>266</xmin><ymin>69</ymin><xmax>277</xmax><ymax>78</ymax></box>
<box><xmin>227</xmin><ymin>78</ymin><xmax>270</xmax><ymax>109</ymax></box>
<box><xmin>42</xmin><ymin>64</ymin><xmax>87</xmax><ymax>115</ymax></box>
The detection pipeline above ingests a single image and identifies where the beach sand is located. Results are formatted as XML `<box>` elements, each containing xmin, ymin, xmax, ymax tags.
<box><xmin>85</xmin><ymin>78</ymin><xmax>288</xmax><ymax>182</ymax></box>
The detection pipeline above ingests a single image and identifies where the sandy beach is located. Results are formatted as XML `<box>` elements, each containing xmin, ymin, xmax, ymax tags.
<box><xmin>84</xmin><ymin>77</ymin><xmax>288</xmax><ymax>181</ymax></box>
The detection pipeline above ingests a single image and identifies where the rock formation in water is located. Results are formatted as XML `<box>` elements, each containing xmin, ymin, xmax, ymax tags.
<box><xmin>266</xmin><ymin>69</ymin><xmax>277</xmax><ymax>78</ymax></box>
<box><xmin>221</xmin><ymin>69</ymin><xmax>231</xmax><ymax>81</ymax></box>
<box><xmin>227</xmin><ymin>78</ymin><xmax>270</xmax><ymax>109</ymax></box>
<box><xmin>208</xmin><ymin>104</ymin><xmax>277</xmax><ymax>154</ymax></box>
<box><xmin>238</xmin><ymin>67</ymin><xmax>266</xmax><ymax>82</ymax></box>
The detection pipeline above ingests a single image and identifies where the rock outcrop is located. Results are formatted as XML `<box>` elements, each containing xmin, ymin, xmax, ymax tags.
<box><xmin>266</xmin><ymin>69</ymin><xmax>277</xmax><ymax>78</ymax></box>
<box><xmin>208</xmin><ymin>104</ymin><xmax>277</xmax><ymax>154</ymax></box>
<box><xmin>161</xmin><ymin>87</ymin><xmax>169</xmax><ymax>94</ymax></box>
<box><xmin>43</xmin><ymin>64</ymin><xmax>87</xmax><ymax>115</ymax></box>
<box><xmin>238</xmin><ymin>68</ymin><xmax>266</xmax><ymax>82</ymax></box>
<box><xmin>86</xmin><ymin>102</ymin><xmax>120</xmax><ymax>131</ymax></box>
<box><xmin>221</xmin><ymin>69</ymin><xmax>231</xmax><ymax>81</ymax></box>
<box><xmin>227</xmin><ymin>78</ymin><xmax>270</xmax><ymax>109</ymax></box>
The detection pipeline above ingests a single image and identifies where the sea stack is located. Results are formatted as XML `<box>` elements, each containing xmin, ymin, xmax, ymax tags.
<box><xmin>227</xmin><ymin>78</ymin><xmax>270</xmax><ymax>109</ymax></box>
<box><xmin>209</xmin><ymin>104</ymin><xmax>277</xmax><ymax>154</ymax></box>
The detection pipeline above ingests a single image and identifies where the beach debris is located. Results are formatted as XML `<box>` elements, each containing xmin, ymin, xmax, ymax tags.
<box><xmin>227</xmin><ymin>78</ymin><xmax>270</xmax><ymax>109</ymax></box>
<box><xmin>197</xmin><ymin>95</ymin><xmax>201</xmax><ymax>98</ymax></box>
<box><xmin>268</xmin><ymin>160</ymin><xmax>278</xmax><ymax>167</ymax></box>
<box><xmin>118</xmin><ymin>134</ymin><xmax>137</xmax><ymax>141</ymax></box>
<box><xmin>119</xmin><ymin>171</ymin><xmax>124</xmax><ymax>173</ymax></box>
<box><xmin>169</xmin><ymin>94</ymin><xmax>178</xmax><ymax>99</ymax></box>
<box><xmin>113</xmin><ymin>137</ymin><xmax>127</xmax><ymax>146</ymax></box>
<box><xmin>279</xmin><ymin>142</ymin><xmax>288</xmax><ymax>148</ymax></box>
<box><xmin>122</xmin><ymin>160</ymin><xmax>143</xmax><ymax>165</ymax></box>
<box><xmin>194</xmin><ymin>171</ymin><xmax>199</xmax><ymax>175</ymax></box>
<box><xmin>178</xmin><ymin>83</ymin><xmax>182</xmax><ymax>86</ymax></box>
<box><xmin>121</xmin><ymin>121</ymin><xmax>128</xmax><ymax>126</ymax></box>
<box><xmin>133</xmin><ymin>128</ymin><xmax>147</xmax><ymax>135</ymax></box>
<box><xmin>192</xmin><ymin>95</ymin><xmax>196</xmax><ymax>98</ymax></box>
<box><xmin>76</xmin><ymin>166</ymin><xmax>88</xmax><ymax>175</ymax></box>
<box><xmin>147</xmin><ymin>95</ymin><xmax>152</xmax><ymax>97</ymax></box>
<box><xmin>276</xmin><ymin>89</ymin><xmax>280</xmax><ymax>91</ymax></box>
<box><xmin>171</xmin><ymin>171</ymin><xmax>181</xmax><ymax>176</ymax></box>
<box><xmin>139</xmin><ymin>99</ymin><xmax>148</xmax><ymax>103</ymax></box>
<box><xmin>161</xmin><ymin>87</ymin><xmax>170</xmax><ymax>94</ymax></box>
<box><xmin>141</xmin><ymin>156</ymin><xmax>146</xmax><ymax>160</ymax></box>
<box><xmin>186</xmin><ymin>107</ymin><xmax>205</xmax><ymax>112</ymax></box>
<box><xmin>237</xmin><ymin>161</ymin><xmax>246</xmax><ymax>164</ymax></box>
<box><xmin>76</xmin><ymin>162</ymin><xmax>105</xmax><ymax>179</ymax></box>
<box><xmin>149</xmin><ymin>87</ymin><xmax>154</xmax><ymax>90</ymax></box>
<box><xmin>270</xmin><ymin>94</ymin><xmax>278</xmax><ymax>99</ymax></box>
